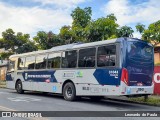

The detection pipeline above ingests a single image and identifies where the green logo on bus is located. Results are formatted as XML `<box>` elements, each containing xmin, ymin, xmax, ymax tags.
<box><xmin>76</xmin><ymin>71</ymin><xmax>83</xmax><ymax>77</ymax></box>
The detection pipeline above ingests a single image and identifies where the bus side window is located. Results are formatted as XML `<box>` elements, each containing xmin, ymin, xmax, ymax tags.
<box><xmin>61</xmin><ymin>50</ymin><xmax>77</xmax><ymax>68</ymax></box>
<box><xmin>18</xmin><ymin>57</ymin><xmax>25</xmax><ymax>70</ymax></box>
<box><xmin>35</xmin><ymin>54</ymin><xmax>47</xmax><ymax>69</ymax></box>
<box><xmin>25</xmin><ymin>56</ymin><xmax>36</xmax><ymax>69</ymax></box>
<box><xmin>8</xmin><ymin>60</ymin><xmax>15</xmax><ymax>71</ymax></box>
<box><xmin>78</xmin><ymin>48</ymin><xmax>96</xmax><ymax>68</ymax></box>
<box><xmin>97</xmin><ymin>45</ymin><xmax>116</xmax><ymax>67</ymax></box>
<box><xmin>47</xmin><ymin>52</ymin><xmax>61</xmax><ymax>69</ymax></box>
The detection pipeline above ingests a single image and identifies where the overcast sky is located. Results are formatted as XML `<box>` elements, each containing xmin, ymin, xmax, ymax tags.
<box><xmin>0</xmin><ymin>0</ymin><xmax>160</xmax><ymax>39</ymax></box>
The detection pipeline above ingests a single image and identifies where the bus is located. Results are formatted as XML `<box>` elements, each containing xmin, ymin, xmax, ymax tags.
<box><xmin>6</xmin><ymin>37</ymin><xmax>154</xmax><ymax>101</ymax></box>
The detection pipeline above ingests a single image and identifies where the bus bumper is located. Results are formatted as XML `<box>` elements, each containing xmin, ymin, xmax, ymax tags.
<box><xmin>123</xmin><ymin>84</ymin><xmax>154</xmax><ymax>95</ymax></box>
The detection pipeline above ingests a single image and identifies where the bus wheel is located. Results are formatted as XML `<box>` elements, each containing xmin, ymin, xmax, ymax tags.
<box><xmin>63</xmin><ymin>82</ymin><xmax>76</xmax><ymax>101</ymax></box>
<box><xmin>16</xmin><ymin>80</ymin><xmax>24</xmax><ymax>94</ymax></box>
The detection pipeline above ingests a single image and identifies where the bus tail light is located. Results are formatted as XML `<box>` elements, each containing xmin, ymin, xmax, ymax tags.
<box><xmin>121</xmin><ymin>68</ymin><xmax>129</xmax><ymax>86</ymax></box>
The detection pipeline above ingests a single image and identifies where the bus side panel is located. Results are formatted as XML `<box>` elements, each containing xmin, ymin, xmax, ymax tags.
<box><xmin>54</xmin><ymin>69</ymin><xmax>122</xmax><ymax>96</ymax></box>
<box><xmin>75</xmin><ymin>84</ymin><xmax>122</xmax><ymax>96</ymax></box>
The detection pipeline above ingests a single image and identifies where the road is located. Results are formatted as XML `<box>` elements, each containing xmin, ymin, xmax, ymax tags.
<box><xmin>0</xmin><ymin>88</ymin><xmax>159</xmax><ymax>120</ymax></box>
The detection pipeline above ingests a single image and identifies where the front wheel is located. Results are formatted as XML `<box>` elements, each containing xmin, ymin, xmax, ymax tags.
<box><xmin>63</xmin><ymin>82</ymin><xmax>76</xmax><ymax>101</ymax></box>
<box><xmin>16</xmin><ymin>80</ymin><xmax>24</xmax><ymax>94</ymax></box>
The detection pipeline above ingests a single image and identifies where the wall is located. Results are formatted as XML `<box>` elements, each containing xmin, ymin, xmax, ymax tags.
<box><xmin>154</xmin><ymin>52</ymin><xmax>160</xmax><ymax>64</ymax></box>
<box><xmin>153</xmin><ymin>66</ymin><xmax>160</xmax><ymax>95</ymax></box>
<box><xmin>0</xmin><ymin>66</ymin><xmax>7</xmax><ymax>80</ymax></box>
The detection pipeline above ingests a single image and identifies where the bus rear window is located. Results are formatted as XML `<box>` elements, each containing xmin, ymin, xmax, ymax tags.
<box><xmin>128</xmin><ymin>41</ymin><xmax>153</xmax><ymax>61</ymax></box>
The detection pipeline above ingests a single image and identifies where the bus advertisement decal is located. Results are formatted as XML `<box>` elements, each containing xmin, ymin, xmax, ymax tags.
<box><xmin>22</xmin><ymin>71</ymin><xmax>57</xmax><ymax>82</ymax></box>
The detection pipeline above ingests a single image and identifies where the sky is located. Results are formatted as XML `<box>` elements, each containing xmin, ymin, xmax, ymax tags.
<box><xmin>0</xmin><ymin>0</ymin><xmax>160</xmax><ymax>39</ymax></box>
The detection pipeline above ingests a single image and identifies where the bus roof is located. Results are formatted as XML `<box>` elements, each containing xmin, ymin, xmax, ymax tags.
<box><xmin>9</xmin><ymin>38</ymin><xmax>118</xmax><ymax>59</ymax></box>
<box><xmin>10</xmin><ymin>37</ymin><xmax>150</xmax><ymax>59</ymax></box>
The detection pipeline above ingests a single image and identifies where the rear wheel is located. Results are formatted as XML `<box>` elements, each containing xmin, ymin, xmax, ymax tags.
<box><xmin>63</xmin><ymin>82</ymin><xmax>76</xmax><ymax>101</ymax></box>
<box><xmin>16</xmin><ymin>80</ymin><xmax>24</xmax><ymax>94</ymax></box>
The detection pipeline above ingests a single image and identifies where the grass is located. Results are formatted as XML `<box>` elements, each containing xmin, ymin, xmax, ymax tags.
<box><xmin>129</xmin><ymin>96</ymin><xmax>160</xmax><ymax>106</ymax></box>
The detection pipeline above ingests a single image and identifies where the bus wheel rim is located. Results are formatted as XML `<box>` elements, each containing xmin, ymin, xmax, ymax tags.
<box><xmin>66</xmin><ymin>87</ymin><xmax>72</xmax><ymax>97</ymax></box>
<box><xmin>17</xmin><ymin>83</ymin><xmax>21</xmax><ymax>91</ymax></box>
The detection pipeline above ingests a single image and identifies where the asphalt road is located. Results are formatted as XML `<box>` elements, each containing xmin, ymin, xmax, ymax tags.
<box><xmin>0</xmin><ymin>88</ymin><xmax>160</xmax><ymax>120</ymax></box>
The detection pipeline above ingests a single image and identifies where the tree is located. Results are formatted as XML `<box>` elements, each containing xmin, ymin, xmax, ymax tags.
<box><xmin>107</xmin><ymin>13</ymin><xmax>117</xmax><ymax>22</ymax></box>
<box><xmin>71</xmin><ymin>7</ymin><xmax>92</xmax><ymax>28</ymax></box>
<box><xmin>59</xmin><ymin>26</ymin><xmax>73</xmax><ymax>44</ymax></box>
<box><xmin>85</xmin><ymin>16</ymin><xmax>119</xmax><ymax>42</ymax></box>
<box><xmin>15</xmin><ymin>41</ymin><xmax>37</xmax><ymax>54</ymax></box>
<box><xmin>143</xmin><ymin>20</ymin><xmax>160</xmax><ymax>46</ymax></box>
<box><xmin>136</xmin><ymin>20</ymin><xmax>160</xmax><ymax>46</ymax></box>
<box><xmin>117</xmin><ymin>26</ymin><xmax>134</xmax><ymax>37</ymax></box>
<box><xmin>136</xmin><ymin>23</ymin><xmax>145</xmax><ymax>35</ymax></box>
<box><xmin>16</xmin><ymin>32</ymin><xmax>30</xmax><ymax>46</ymax></box>
<box><xmin>33</xmin><ymin>31</ymin><xmax>63</xmax><ymax>50</ymax></box>
<box><xmin>0</xmin><ymin>28</ymin><xmax>38</xmax><ymax>55</ymax></box>
<box><xmin>70</xmin><ymin>7</ymin><xmax>92</xmax><ymax>42</ymax></box>
<box><xmin>1</xmin><ymin>28</ymin><xmax>17</xmax><ymax>51</ymax></box>
<box><xmin>0</xmin><ymin>52</ymin><xmax>14</xmax><ymax>60</ymax></box>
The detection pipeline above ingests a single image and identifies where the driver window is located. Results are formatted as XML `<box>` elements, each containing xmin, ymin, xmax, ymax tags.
<box><xmin>8</xmin><ymin>60</ymin><xmax>15</xmax><ymax>71</ymax></box>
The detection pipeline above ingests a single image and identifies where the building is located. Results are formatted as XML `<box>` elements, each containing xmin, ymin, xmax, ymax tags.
<box><xmin>154</xmin><ymin>43</ymin><xmax>160</xmax><ymax>64</ymax></box>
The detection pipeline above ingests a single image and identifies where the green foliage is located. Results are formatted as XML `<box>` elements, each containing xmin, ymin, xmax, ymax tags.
<box><xmin>117</xmin><ymin>26</ymin><xmax>134</xmax><ymax>37</ymax></box>
<box><xmin>33</xmin><ymin>31</ymin><xmax>63</xmax><ymax>50</ymax></box>
<box><xmin>15</xmin><ymin>41</ymin><xmax>38</xmax><ymax>54</ymax></box>
<box><xmin>85</xmin><ymin>16</ymin><xmax>119</xmax><ymax>42</ymax></box>
<box><xmin>135</xmin><ymin>20</ymin><xmax>160</xmax><ymax>46</ymax></box>
<box><xmin>142</xmin><ymin>20</ymin><xmax>160</xmax><ymax>46</ymax></box>
<box><xmin>70</xmin><ymin>7</ymin><xmax>92</xmax><ymax>42</ymax></box>
<box><xmin>135</xmin><ymin>23</ymin><xmax>145</xmax><ymax>34</ymax></box>
<box><xmin>129</xmin><ymin>96</ymin><xmax>160</xmax><ymax>106</ymax></box>
<box><xmin>107</xmin><ymin>13</ymin><xmax>117</xmax><ymax>21</ymax></box>
<box><xmin>71</xmin><ymin>7</ymin><xmax>92</xmax><ymax>28</ymax></box>
<box><xmin>0</xmin><ymin>52</ymin><xmax>14</xmax><ymax>59</ymax></box>
<box><xmin>0</xmin><ymin>28</ymin><xmax>38</xmax><ymax>57</ymax></box>
<box><xmin>2</xmin><ymin>28</ymin><xmax>16</xmax><ymax>51</ymax></box>
<box><xmin>59</xmin><ymin>26</ymin><xmax>73</xmax><ymax>44</ymax></box>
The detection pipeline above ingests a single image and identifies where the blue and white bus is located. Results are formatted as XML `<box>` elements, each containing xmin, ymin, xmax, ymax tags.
<box><xmin>6</xmin><ymin>37</ymin><xmax>154</xmax><ymax>101</ymax></box>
